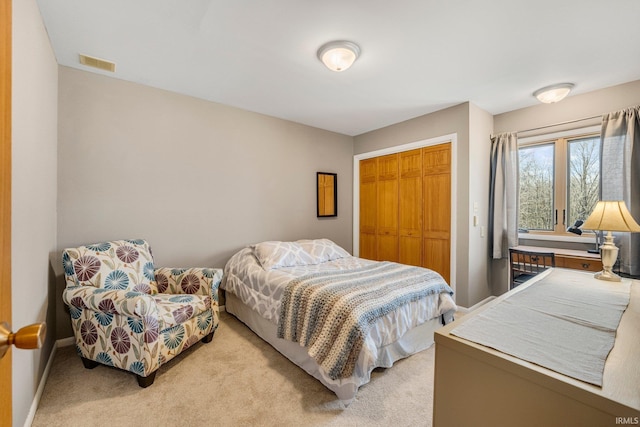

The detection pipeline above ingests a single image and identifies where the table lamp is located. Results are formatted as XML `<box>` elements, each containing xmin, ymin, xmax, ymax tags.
<box><xmin>582</xmin><ymin>200</ymin><xmax>640</xmax><ymax>282</ymax></box>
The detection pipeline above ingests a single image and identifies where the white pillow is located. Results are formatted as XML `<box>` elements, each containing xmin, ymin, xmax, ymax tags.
<box><xmin>297</xmin><ymin>239</ymin><xmax>351</xmax><ymax>263</ymax></box>
<box><xmin>252</xmin><ymin>241</ymin><xmax>315</xmax><ymax>270</ymax></box>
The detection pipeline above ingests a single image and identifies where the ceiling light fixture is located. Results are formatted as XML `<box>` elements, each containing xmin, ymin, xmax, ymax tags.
<box><xmin>533</xmin><ymin>83</ymin><xmax>574</xmax><ymax>104</ymax></box>
<box><xmin>317</xmin><ymin>40</ymin><xmax>360</xmax><ymax>72</ymax></box>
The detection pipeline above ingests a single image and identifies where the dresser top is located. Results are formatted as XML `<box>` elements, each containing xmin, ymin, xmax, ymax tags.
<box><xmin>436</xmin><ymin>268</ymin><xmax>640</xmax><ymax>413</ymax></box>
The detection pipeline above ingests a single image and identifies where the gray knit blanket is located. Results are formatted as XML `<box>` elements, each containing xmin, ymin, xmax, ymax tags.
<box><xmin>277</xmin><ymin>261</ymin><xmax>453</xmax><ymax>380</ymax></box>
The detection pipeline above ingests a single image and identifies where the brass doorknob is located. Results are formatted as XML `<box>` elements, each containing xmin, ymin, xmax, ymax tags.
<box><xmin>0</xmin><ymin>322</ymin><xmax>46</xmax><ymax>359</ymax></box>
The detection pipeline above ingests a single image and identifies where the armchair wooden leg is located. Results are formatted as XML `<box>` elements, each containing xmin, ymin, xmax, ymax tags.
<box><xmin>81</xmin><ymin>357</ymin><xmax>99</xmax><ymax>369</ymax></box>
<box><xmin>201</xmin><ymin>330</ymin><xmax>215</xmax><ymax>343</ymax></box>
<box><xmin>137</xmin><ymin>371</ymin><xmax>157</xmax><ymax>388</ymax></box>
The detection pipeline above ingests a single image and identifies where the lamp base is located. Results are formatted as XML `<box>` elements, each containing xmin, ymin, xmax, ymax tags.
<box><xmin>594</xmin><ymin>269</ymin><xmax>622</xmax><ymax>282</ymax></box>
<box><xmin>594</xmin><ymin>231</ymin><xmax>621</xmax><ymax>282</ymax></box>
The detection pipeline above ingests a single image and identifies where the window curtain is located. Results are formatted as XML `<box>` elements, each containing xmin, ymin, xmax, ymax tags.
<box><xmin>600</xmin><ymin>105</ymin><xmax>640</xmax><ymax>276</ymax></box>
<box><xmin>489</xmin><ymin>132</ymin><xmax>519</xmax><ymax>259</ymax></box>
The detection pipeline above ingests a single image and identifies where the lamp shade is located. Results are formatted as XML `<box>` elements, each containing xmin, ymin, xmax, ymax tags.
<box><xmin>533</xmin><ymin>83</ymin><xmax>574</xmax><ymax>103</ymax></box>
<box><xmin>582</xmin><ymin>200</ymin><xmax>640</xmax><ymax>232</ymax></box>
<box><xmin>317</xmin><ymin>41</ymin><xmax>360</xmax><ymax>72</ymax></box>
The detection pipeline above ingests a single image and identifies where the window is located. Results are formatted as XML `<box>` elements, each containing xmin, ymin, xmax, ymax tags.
<box><xmin>518</xmin><ymin>128</ymin><xmax>601</xmax><ymax>237</ymax></box>
<box><xmin>567</xmin><ymin>136</ymin><xmax>600</xmax><ymax>226</ymax></box>
<box><xmin>519</xmin><ymin>143</ymin><xmax>554</xmax><ymax>230</ymax></box>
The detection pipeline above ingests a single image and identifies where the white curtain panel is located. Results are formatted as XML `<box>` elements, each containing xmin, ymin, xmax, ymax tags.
<box><xmin>489</xmin><ymin>132</ymin><xmax>519</xmax><ymax>259</ymax></box>
<box><xmin>600</xmin><ymin>105</ymin><xmax>640</xmax><ymax>275</ymax></box>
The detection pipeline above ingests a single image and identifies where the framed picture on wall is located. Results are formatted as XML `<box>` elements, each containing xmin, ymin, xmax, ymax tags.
<box><xmin>317</xmin><ymin>172</ymin><xmax>337</xmax><ymax>217</ymax></box>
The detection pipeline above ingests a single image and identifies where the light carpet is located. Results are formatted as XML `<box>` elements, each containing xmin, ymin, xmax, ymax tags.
<box><xmin>32</xmin><ymin>312</ymin><xmax>436</xmax><ymax>427</ymax></box>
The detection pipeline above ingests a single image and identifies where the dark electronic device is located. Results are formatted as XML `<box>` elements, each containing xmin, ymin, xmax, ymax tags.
<box><xmin>567</xmin><ymin>219</ymin><xmax>583</xmax><ymax>235</ymax></box>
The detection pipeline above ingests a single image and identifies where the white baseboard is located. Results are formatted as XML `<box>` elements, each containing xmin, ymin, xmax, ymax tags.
<box><xmin>456</xmin><ymin>296</ymin><xmax>496</xmax><ymax>315</ymax></box>
<box><xmin>469</xmin><ymin>296</ymin><xmax>496</xmax><ymax>311</ymax></box>
<box><xmin>24</xmin><ymin>343</ymin><xmax>55</xmax><ymax>426</ymax></box>
<box><xmin>455</xmin><ymin>306</ymin><xmax>469</xmax><ymax>314</ymax></box>
<box><xmin>24</xmin><ymin>337</ymin><xmax>75</xmax><ymax>426</ymax></box>
<box><xmin>57</xmin><ymin>336</ymin><xmax>75</xmax><ymax>347</ymax></box>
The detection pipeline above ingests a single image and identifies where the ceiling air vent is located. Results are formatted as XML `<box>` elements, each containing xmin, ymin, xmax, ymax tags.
<box><xmin>79</xmin><ymin>54</ymin><xmax>116</xmax><ymax>72</ymax></box>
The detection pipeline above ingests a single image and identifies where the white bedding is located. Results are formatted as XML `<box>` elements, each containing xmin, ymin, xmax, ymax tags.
<box><xmin>222</xmin><ymin>243</ymin><xmax>457</xmax><ymax>403</ymax></box>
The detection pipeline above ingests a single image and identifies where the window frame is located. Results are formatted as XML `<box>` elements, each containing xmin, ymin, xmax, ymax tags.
<box><xmin>517</xmin><ymin>125</ymin><xmax>601</xmax><ymax>243</ymax></box>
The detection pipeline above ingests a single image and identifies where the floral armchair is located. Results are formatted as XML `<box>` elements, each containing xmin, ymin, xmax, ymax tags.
<box><xmin>62</xmin><ymin>239</ymin><xmax>222</xmax><ymax>387</ymax></box>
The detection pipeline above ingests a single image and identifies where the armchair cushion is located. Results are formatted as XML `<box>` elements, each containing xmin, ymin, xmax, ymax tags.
<box><xmin>154</xmin><ymin>267</ymin><xmax>222</xmax><ymax>297</ymax></box>
<box><xmin>63</xmin><ymin>286</ymin><xmax>158</xmax><ymax>319</ymax></box>
<box><xmin>153</xmin><ymin>293</ymin><xmax>211</xmax><ymax>330</ymax></box>
<box><xmin>63</xmin><ymin>239</ymin><xmax>156</xmax><ymax>293</ymax></box>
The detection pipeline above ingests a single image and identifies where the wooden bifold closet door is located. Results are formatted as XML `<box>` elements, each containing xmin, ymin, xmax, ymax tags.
<box><xmin>399</xmin><ymin>149</ymin><xmax>423</xmax><ymax>266</ymax></box>
<box><xmin>359</xmin><ymin>142</ymin><xmax>451</xmax><ymax>283</ymax></box>
<box><xmin>359</xmin><ymin>158</ymin><xmax>378</xmax><ymax>260</ymax></box>
<box><xmin>422</xmin><ymin>144</ymin><xmax>451</xmax><ymax>283</ymax></box>
<box><xmin>376</xmin><ymin>154</ymin><xmax>399</xmax><ymax>262</ymax></box>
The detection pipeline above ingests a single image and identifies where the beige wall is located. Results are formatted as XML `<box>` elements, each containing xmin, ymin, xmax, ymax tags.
<box><xmin>468</xmin><ymin>103</ymin><xmax>494</xmax><ymax>302</ymax></box>
<box><xmin>354</xmin><ymin>104</ymin><xmax>469</xmax><ymax>156</ymax></box>
<box><xmin>55</xmin><ymin>67</ymin><xmax>354</xmax><ymax>335</ymax></box>
<box><xmin>354</xmin><ymin>103</ymin><xmax>486</xmax><ymax>307</ymax></box>
<box><xmin>12</xmin><ymin>0</ymin><xmax>58</xmax><ymax>425</ymax></box>
<box><xmin>17</xmin><ymin>7</ymin><xmax>640</xmax><ymax>422</ymax></box>
<box><xmin>491</xmin><ymin>80</ymin><xmax>640</xmax><ymax>294</ymax></box>
<box><xmin>346</xmin><ymin>81</ymin><xmax>640</xmax><ymax>305</ymax></box>
<box><xmin>494</xmin><ymin>80</ymin><xmax>640</xmax><ymax>135</ymax></box>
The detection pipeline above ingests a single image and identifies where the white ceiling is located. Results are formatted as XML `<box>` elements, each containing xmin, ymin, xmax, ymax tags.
<box><xmin>36</xmin><ymin>0</ymin><xmax>640</xmax><ymax>136</ymax></box>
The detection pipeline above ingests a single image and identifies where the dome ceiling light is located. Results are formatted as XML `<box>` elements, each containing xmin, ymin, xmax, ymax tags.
<box><xmin>317</xmin><ymin>40</ymin><xmax>360</xmax><ymax>72</ymax></box>
<box><xmin>533</xmin><ymin>83</ymin><xmax>575</xmax><ymax>104</ymax></box>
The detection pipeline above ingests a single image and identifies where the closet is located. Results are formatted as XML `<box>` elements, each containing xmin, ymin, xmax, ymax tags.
<box><xmin>359</xmin><ymin>142</ymin><xmax>451</xmax><ymax>283</ymax></box>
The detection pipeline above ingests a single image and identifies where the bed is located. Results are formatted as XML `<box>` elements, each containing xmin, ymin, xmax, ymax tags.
<box><xmin>222</xmin><ymin>239</ymin><xmax>457</xmax><ymax>404</ymax></box>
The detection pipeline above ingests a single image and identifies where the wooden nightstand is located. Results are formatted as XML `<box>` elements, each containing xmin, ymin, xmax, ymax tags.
<box><xmin>515</xmin><ymin>245</ymin><xmax>602</xmax><ymax>272</ymax></box>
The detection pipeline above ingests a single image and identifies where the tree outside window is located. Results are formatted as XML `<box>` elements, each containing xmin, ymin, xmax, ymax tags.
<box><xmin>519</xmin><ymin>144</ymin><xmax>554</xmax><ymax>231</ymax></box>
<box><xmin>518</xmin><ymin>132</ymin><xmax>600</xmax><ymax>236</ymax></box>
<box><xmin>568</xmin><ymin>136</ymin><xmax>600</xmax><ymax>227</ymax></box>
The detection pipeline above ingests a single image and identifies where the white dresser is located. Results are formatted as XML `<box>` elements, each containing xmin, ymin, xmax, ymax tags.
<box><xmin>433</xmin><ymin>269</ymin><xmax>640</xmax><ymax>427</ymax></box>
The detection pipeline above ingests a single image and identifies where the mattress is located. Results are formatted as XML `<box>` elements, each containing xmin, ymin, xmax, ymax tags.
<box><xmin>222</xmin><ymin>244</ymin><xmax>457</xmax><ymax>404</ymax></box>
